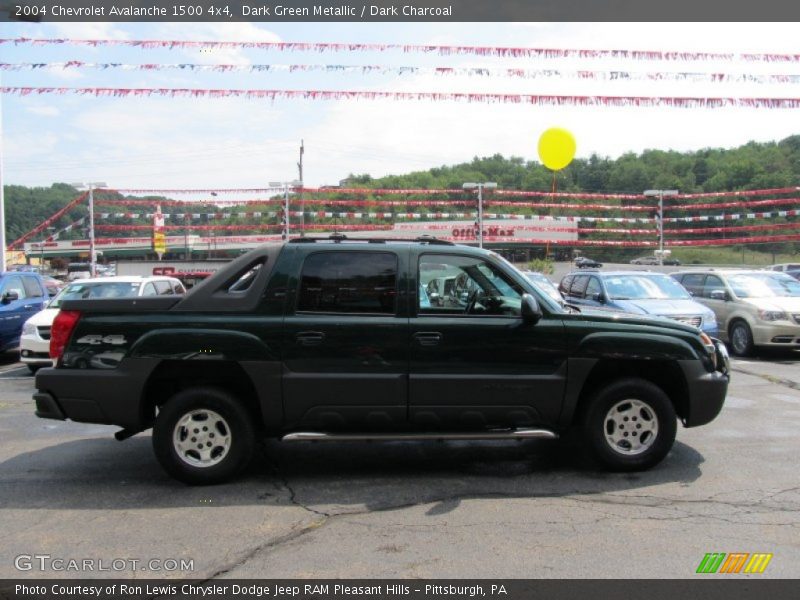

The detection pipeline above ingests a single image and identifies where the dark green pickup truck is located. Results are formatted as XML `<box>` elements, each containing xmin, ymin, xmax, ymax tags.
<box><xmin>34</xmin><ymin>237</ymin><xmax>729</xmax><ymax>484</ymax></box>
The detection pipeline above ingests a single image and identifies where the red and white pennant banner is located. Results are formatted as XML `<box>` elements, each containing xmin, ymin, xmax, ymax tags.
<box><xmin>5</xmin><ymin>62</ymin><xmax>800</xmax><ymax>85</ymax></box>
<box><xmin>4</xmin><ymin>87</ymin><xmax>800</xmax><ymax>109</ymax></box>
<box><xmin>4</xmin><ymin>38</ymin><xmax>799</xmax><ymax>63</ymax></box>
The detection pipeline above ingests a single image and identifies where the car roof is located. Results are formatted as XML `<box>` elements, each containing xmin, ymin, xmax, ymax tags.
<box><xmin>565</xmin><ymin>270</ymin><xmax>670</xmax><ymax>278</ymax></box>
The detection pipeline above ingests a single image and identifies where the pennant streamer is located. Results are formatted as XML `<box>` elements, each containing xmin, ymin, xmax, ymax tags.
<box><xmin>3</xmin><ymin>87</ymin><xmax>799</xmax><ymax>109</ymax></box>
<box><xmin>4</xmin><ymin>38</ymin><xmax>799</xmax><ymax>63</ymax></box>
<box><xmin>5</xmin><ymin>61</ymin><xmax>799</xmax><ymax>85</ymax></box>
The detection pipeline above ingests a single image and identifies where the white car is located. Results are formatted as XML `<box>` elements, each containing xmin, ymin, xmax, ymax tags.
<box><xmin>20</xmin><ymin>275</ymin><xmax>186</xmax><ymax>373</ymax></box>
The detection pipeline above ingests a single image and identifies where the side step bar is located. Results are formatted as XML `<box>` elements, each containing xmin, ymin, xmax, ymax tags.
<box><xmin>281</xmin><ymin>428</ymin><xmax>558</xmax><ymax>442</ymax></box>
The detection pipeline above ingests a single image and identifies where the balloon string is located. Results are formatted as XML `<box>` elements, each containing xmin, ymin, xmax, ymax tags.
<box><xmin>551</xmin><ymin>172</ymin><xmax>557</xmax><ymax>195</ymax></box>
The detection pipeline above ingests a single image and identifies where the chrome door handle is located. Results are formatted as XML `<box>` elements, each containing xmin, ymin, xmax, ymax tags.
<box><xmin>413</xmin><ymin>332</ymin><xmax>442</xmax><ymax>346</ymax></box>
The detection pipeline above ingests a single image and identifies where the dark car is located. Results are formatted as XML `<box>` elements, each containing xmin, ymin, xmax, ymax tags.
<box><xmin>574</xmin><ymin>256</ymin><xmax>603</xmax><ymax>268</ymax></box>
<box><xmin>34</xmin><ymin>237</ymin><xmax>729</xmax><ymax>484</ymax></box>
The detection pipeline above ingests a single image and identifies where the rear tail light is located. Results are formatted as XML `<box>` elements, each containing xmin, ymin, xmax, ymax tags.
<box><xmin>50</xmin><ymin>310</ymin><xmax>81</xmax><ymax>364</ymax></box>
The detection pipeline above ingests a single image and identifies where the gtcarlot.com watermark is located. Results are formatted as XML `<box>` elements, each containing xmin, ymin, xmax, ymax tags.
<box><xmin>15</xmin><ymin>554</ymin><xmax>194</xmax><ymax>572</ymax></box>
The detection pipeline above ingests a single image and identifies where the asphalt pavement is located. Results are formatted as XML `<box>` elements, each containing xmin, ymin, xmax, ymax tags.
<box><xmin>0</xmin><ymin>349</ymin><xmax>799</xmax><ymax>579</ymax></box>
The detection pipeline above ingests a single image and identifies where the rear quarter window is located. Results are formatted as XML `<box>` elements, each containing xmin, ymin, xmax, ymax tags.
<box><xmin>297</xmin><ymin>251</ymin><xmax>398</xmax><ymax>315</ymax></box>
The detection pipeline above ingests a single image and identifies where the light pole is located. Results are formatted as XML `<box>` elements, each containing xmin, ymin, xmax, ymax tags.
<box><xmin>71</xmin><ymin>182</ymin><xmax>107</xmax><ymax>276</ymax></box>
<box><xmin>643</xmin><ymin>189</ymin><xmax>678</xmax><ymax>266</ymax></box>
<box><xmin>269</xmin><ymin>180</ymin><xmax>301</xmax><ymax>240</ymax></box>
<box><xmin>462</xmin><ymin>182</ymin><xmax>497</xmax><ymax>249</ymax></box>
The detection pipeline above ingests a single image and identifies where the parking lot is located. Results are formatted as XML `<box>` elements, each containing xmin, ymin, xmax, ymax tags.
<box><xmin>1</xmin><ymin>342</ymin><xmax>799</xmax><ymax>580</ymax></box>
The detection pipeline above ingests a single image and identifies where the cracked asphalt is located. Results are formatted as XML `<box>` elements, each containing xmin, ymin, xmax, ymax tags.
<box><xmin>1</xmin><ymin>349</ymin><xmax>799</xmax><ymax>579</ymax></box>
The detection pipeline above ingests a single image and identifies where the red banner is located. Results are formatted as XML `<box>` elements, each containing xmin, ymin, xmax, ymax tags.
<box><xmin>5</xmin><ymin>87</ymin><xmax>800</xmax><ymax>109</ymax></box>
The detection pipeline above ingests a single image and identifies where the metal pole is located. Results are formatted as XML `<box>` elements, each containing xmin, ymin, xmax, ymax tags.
<box><xmin>477</xmin><ymin>184</ymin><xmax>484</xmax><ymax>249</ymax></box>
<box><xmin>283</xmin><ymin>183</ymin><xmax>289</xmax><ymax>240</ymax></box>
<box><xmin>658</xmin><ymin>191</ymin><xmax>664</xmax><ymax>266</ymax></box>
<box><xmin>89</xmin><ymin>185</ymin><xmax>96</xmax><ymax>276</ymax></box>
<box><xmin>298</xmin><ymin>140</ymin><xmax>304</xmax><ymax>236</ymax></box>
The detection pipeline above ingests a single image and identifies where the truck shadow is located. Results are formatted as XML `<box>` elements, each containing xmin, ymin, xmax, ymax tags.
<box><xmin>0</xmin><ymin>436</ymin><xmax>704</xmax><ymax>512</ymax></box>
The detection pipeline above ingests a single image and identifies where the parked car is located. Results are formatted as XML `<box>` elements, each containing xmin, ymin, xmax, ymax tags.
<box><xmin>34</xmin><ymin>237</ymin><xmax>729</xmax><ymax>484</ymax></box>
<box><xmin>41</xmin><ymin>275</ymin><xmax>65</xmax><ymax>298</ymax></box>
<box><xmin>574</xmin><ymin>256</ymin><xmax>603</xmax><ymax>268</ymax></box>
<box><xmin>768</xmin><ymin>263</ymin><xmax>800</xmax><ymax>273</ymax></box>
<box><xmin>671</xmin><ymin>269</ymin><xmax>800</xmax><ymax>356</ymax></box>
<box><xmin>66</xmin><ymin>263</ymin><xmax>93</xmax><ymax>281</ymax></box>
<box><xmin>559</xmin><ymin>270</ymin><xmax>718</xmax><ymax>335</ymax></box>
<box><xmin>521</xmin><ymin>271</ymin><xmax>563</xmax><ymax>304</ymax></box>
<box><xmin>630</xmin><ymin>256</ymin><xmax>681</xmax><ymax>266</ymax></box>
<box><xmin>0</xmin><ymin>272</ymin><xmax>48</xmax><ymax>354</ymax></box>
<box><xmin>20</xmin><ymin>275</ymin><xmax>186</xmax><ymax>373</ymax></box>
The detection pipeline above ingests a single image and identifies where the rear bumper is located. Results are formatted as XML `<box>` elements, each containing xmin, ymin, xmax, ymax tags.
<box><xmin>33</xmin><ymin>358</ymin><xmax>161</xmax><ymax>429</ymax></box>
<box><xmin>679</xmin><ymin>346</ymin><xmax>729</xmax><ymax>428</ymax></box>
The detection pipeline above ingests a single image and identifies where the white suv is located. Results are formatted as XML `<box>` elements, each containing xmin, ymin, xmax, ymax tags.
<box><xmin>20</xmin><ymin>276</ymin><xmax>185</xmax><ymax>373</ymax></box>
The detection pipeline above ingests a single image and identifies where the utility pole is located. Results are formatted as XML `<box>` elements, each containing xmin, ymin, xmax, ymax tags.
<box><xmin>297</xmin><ymin>139</ymin><xmax>304</xmax><ymax>236</ymax></box>
<box><xmin>462</xmin><ymin>182</ymin><xmax>497</xmax><ymax>249</ymax></box>
<box><xmin>71</xmin><ymin>182</ymin><xmax>106</xmax><ymax>276</ymax></box>
<box><xmin>269</xmin><ymin>180</ymin><xmax>302</xmax><ymax>240</ymax></box>
<box><xmin>643</xmin><ymin>189</ymin><xmax>678</xmax><ymax>266</ymax></box>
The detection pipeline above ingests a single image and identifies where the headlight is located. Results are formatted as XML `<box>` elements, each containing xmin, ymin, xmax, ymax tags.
<box><xmin>758</xmin><ymin>309</ymin><xmax>788</xmax><ymax>322</ymax></box>
<box><xmin>22</xmin><ymin>321</ymin><xmax>37</xmax><ymax>336</ymax></box>
<box><xmin>699</xmin><ymin>332</ymin><xmax>717</xmax><ymax>369</ymax></box>
<box><xmin>704</xmin><ymin>312</ymin><xmax>717</xmax><ymax>326</ymax></box>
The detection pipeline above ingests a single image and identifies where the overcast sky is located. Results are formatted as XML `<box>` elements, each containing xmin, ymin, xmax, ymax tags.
<box><xmin>2</xmin><ymin>21</ymin><xmax>799</xmax><ymax>194</ymax></box>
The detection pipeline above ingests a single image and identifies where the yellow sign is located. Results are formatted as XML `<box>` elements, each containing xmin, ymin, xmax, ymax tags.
<box><xmin>153</xmin><ymin>231</ymin><xmax>166</xmax><ymax>255</ymax></box>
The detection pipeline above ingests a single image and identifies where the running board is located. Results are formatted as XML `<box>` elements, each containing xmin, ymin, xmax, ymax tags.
<box><xmin>281</xmin><ymin>429</ymin><xmax>558</xmax><ymax>442</ymax></box>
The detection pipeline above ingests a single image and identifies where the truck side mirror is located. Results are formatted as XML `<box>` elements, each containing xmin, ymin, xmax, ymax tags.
<box><xmin>592</xmin><ymin>292</ymin><xmax>606</xmax><ymax>303</ymax></box>
<box><xmin>2</xmin><ymin>290</ymin><xmax>19</xmax><ymax>304</ymax></box>
<box><xmin>521</xmin><ymin>293</ymin><xmax>543</xmax><ymax>324</ymax></box>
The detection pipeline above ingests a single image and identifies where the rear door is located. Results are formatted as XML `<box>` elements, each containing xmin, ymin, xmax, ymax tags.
<box><xmin>281</xmin><ymin>248</ymin><xmax>409</xmax><ymax>431</ymax></box>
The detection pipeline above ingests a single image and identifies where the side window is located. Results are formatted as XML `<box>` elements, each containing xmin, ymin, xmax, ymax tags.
<box><xmin>559</xmin><ymin>275</ymin><xmax>574</xmax><ymax>296</ymax></box>
<box><xmin>680</xmin><ymin>273</ymin><xmax>706</xmax><ymax>297</ymax></box>
<box><xmin>173</xmin><ymin>281</ymin><xmax>186</xmax><ymax>294</ymax></box>
<box><xmin>418</xmin><ymin>255</ymin><xmax>522</xmax><ymax>317</ymax></box>
<box><xmin>570</xmin><ymin>275</ymin><xmax>589</xmax><ymax>299</ymax></box>
<box><xmin>154</xmin><ymin>281</ymin><xmax>172</xmax><ymax>295</ymax></box>
<box><xmin>0</xmin><ymin>276</ymin><xmax>26</xmax><ymax>299</ymax></box>
<box><xmin>22</xmin><ymin>276</ymin><xmax>44</xmax><ymax>298</ymax></box>
<box><xmin>141</xmin><ymin>283</ymin><xmax>158</xmax><ymax>297</ymax></box>
<box><xmin>703</xmin><ymin>275</ymin><xmax>726</xmax><ymax>299</ymax></box>
<box><xmin>297</xmin><ymin>251</ymin><xmax>398</xmax><ymax>314</ymax></box>
<box><xmin>585</xmin><ymin>277</ymin><xmax>603</xmax><ymax>299</ymax></box>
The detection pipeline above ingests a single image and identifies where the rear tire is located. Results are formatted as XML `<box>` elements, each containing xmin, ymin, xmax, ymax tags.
<box><xmin>582</xmin><ymin>378</ymin><xmax>677</xmax><ymax>471</ymax></box>
<box><xmin>152</xmin><ymin>387</ymin><xmax>256</xmax><ymax>485</ymax></box>
<box><xmin>729</xmin><ymin>320</ymin><xmax>754</xmax><ymax>357</ymax></box>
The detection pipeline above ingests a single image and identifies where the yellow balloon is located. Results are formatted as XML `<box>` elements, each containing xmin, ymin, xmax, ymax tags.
<box><xmin>538</xmin><ymin>127</ymin><xmax>577</xmax><ymax>171</ymax></box>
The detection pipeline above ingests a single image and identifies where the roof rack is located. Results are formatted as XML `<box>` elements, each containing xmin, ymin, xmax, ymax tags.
<box><xmin>288</xmin><ymin>234</ymin><xmax>454</xmax><ymax>246</ymax></box>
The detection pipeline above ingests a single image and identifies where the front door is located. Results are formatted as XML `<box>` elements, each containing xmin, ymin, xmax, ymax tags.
<box><xmin>410</xmin><ymin>252</ymin><xmax>567</xmax><ymax>430</ymax></box>
<box><xmin>281</xmin><ymin>249</ymin><xmax>409</xmax><ymax>431</ymax></box>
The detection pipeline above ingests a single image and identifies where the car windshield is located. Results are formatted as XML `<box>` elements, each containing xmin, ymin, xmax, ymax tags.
<box><xmin>604</xmin><ymin>274</ymin><xmax>691</xmax><ymax>300</ymax></box>
<box><xmin>49</xmin><ymin>281</ymin><xmax>142</xmax><ymax>308</ymax></box>
<box><xmin>727</xmin><ymin>273</ymin><xmax>800</xmax><ymax>298</ymax></box>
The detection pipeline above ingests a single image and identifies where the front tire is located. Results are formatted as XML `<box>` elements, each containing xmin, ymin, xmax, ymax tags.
<box><xmin>153</xmin><ymin>387</ymin><xmax>256</xmax><ymax>485</ymax></box>
<box><xmin>729</xmin><ymin>320</ymin><xmax>754</xmax><ymax>357</ymax></box>
<box><xmin>27</xmin><ymin>364</ymin><xmax>41</xmax><ymax>375</ymax></box>
<box><xmin>582</xmin><ymin>378</ymin><xmax>677</xmax><ymax>471</ymax></box>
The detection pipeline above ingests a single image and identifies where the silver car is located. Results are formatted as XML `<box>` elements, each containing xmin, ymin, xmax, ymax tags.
<box><xmin>671</xmin><ymin>269</ymin><xmax>800</xmax><ymax>356</ymax></box>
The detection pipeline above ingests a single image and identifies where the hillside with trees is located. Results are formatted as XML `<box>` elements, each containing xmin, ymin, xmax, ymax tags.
<box><xmin>4</xmin><ymin>135</ymin><xmax>799</xmax><ymax>261</ymax></box>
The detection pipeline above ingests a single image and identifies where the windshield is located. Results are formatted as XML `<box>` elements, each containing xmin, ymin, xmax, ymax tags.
<box><xmin>604</xmin><ymin>274</ymin><xmax>691</xmax><ymax>300</ymax></box>
<box><xmin>727</xmin><ymin>273</ymin><xmax>800</xmax><ymax>298</ymax></box>
<box><xmin>489</xmin><ymin>253</ymin><xmax>564</xmax><ymax>312</ymax></box>
<box><xmin>49</xmin><ymin>281</ymin><xmax>142</xmax><ymax>308</ymax></box>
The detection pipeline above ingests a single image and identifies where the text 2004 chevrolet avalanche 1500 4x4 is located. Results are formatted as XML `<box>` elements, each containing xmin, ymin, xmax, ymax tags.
<box><xmin>33</xmin><ymin>237</ymin><xmax>729</xmax><ymax>484</ymax></box>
